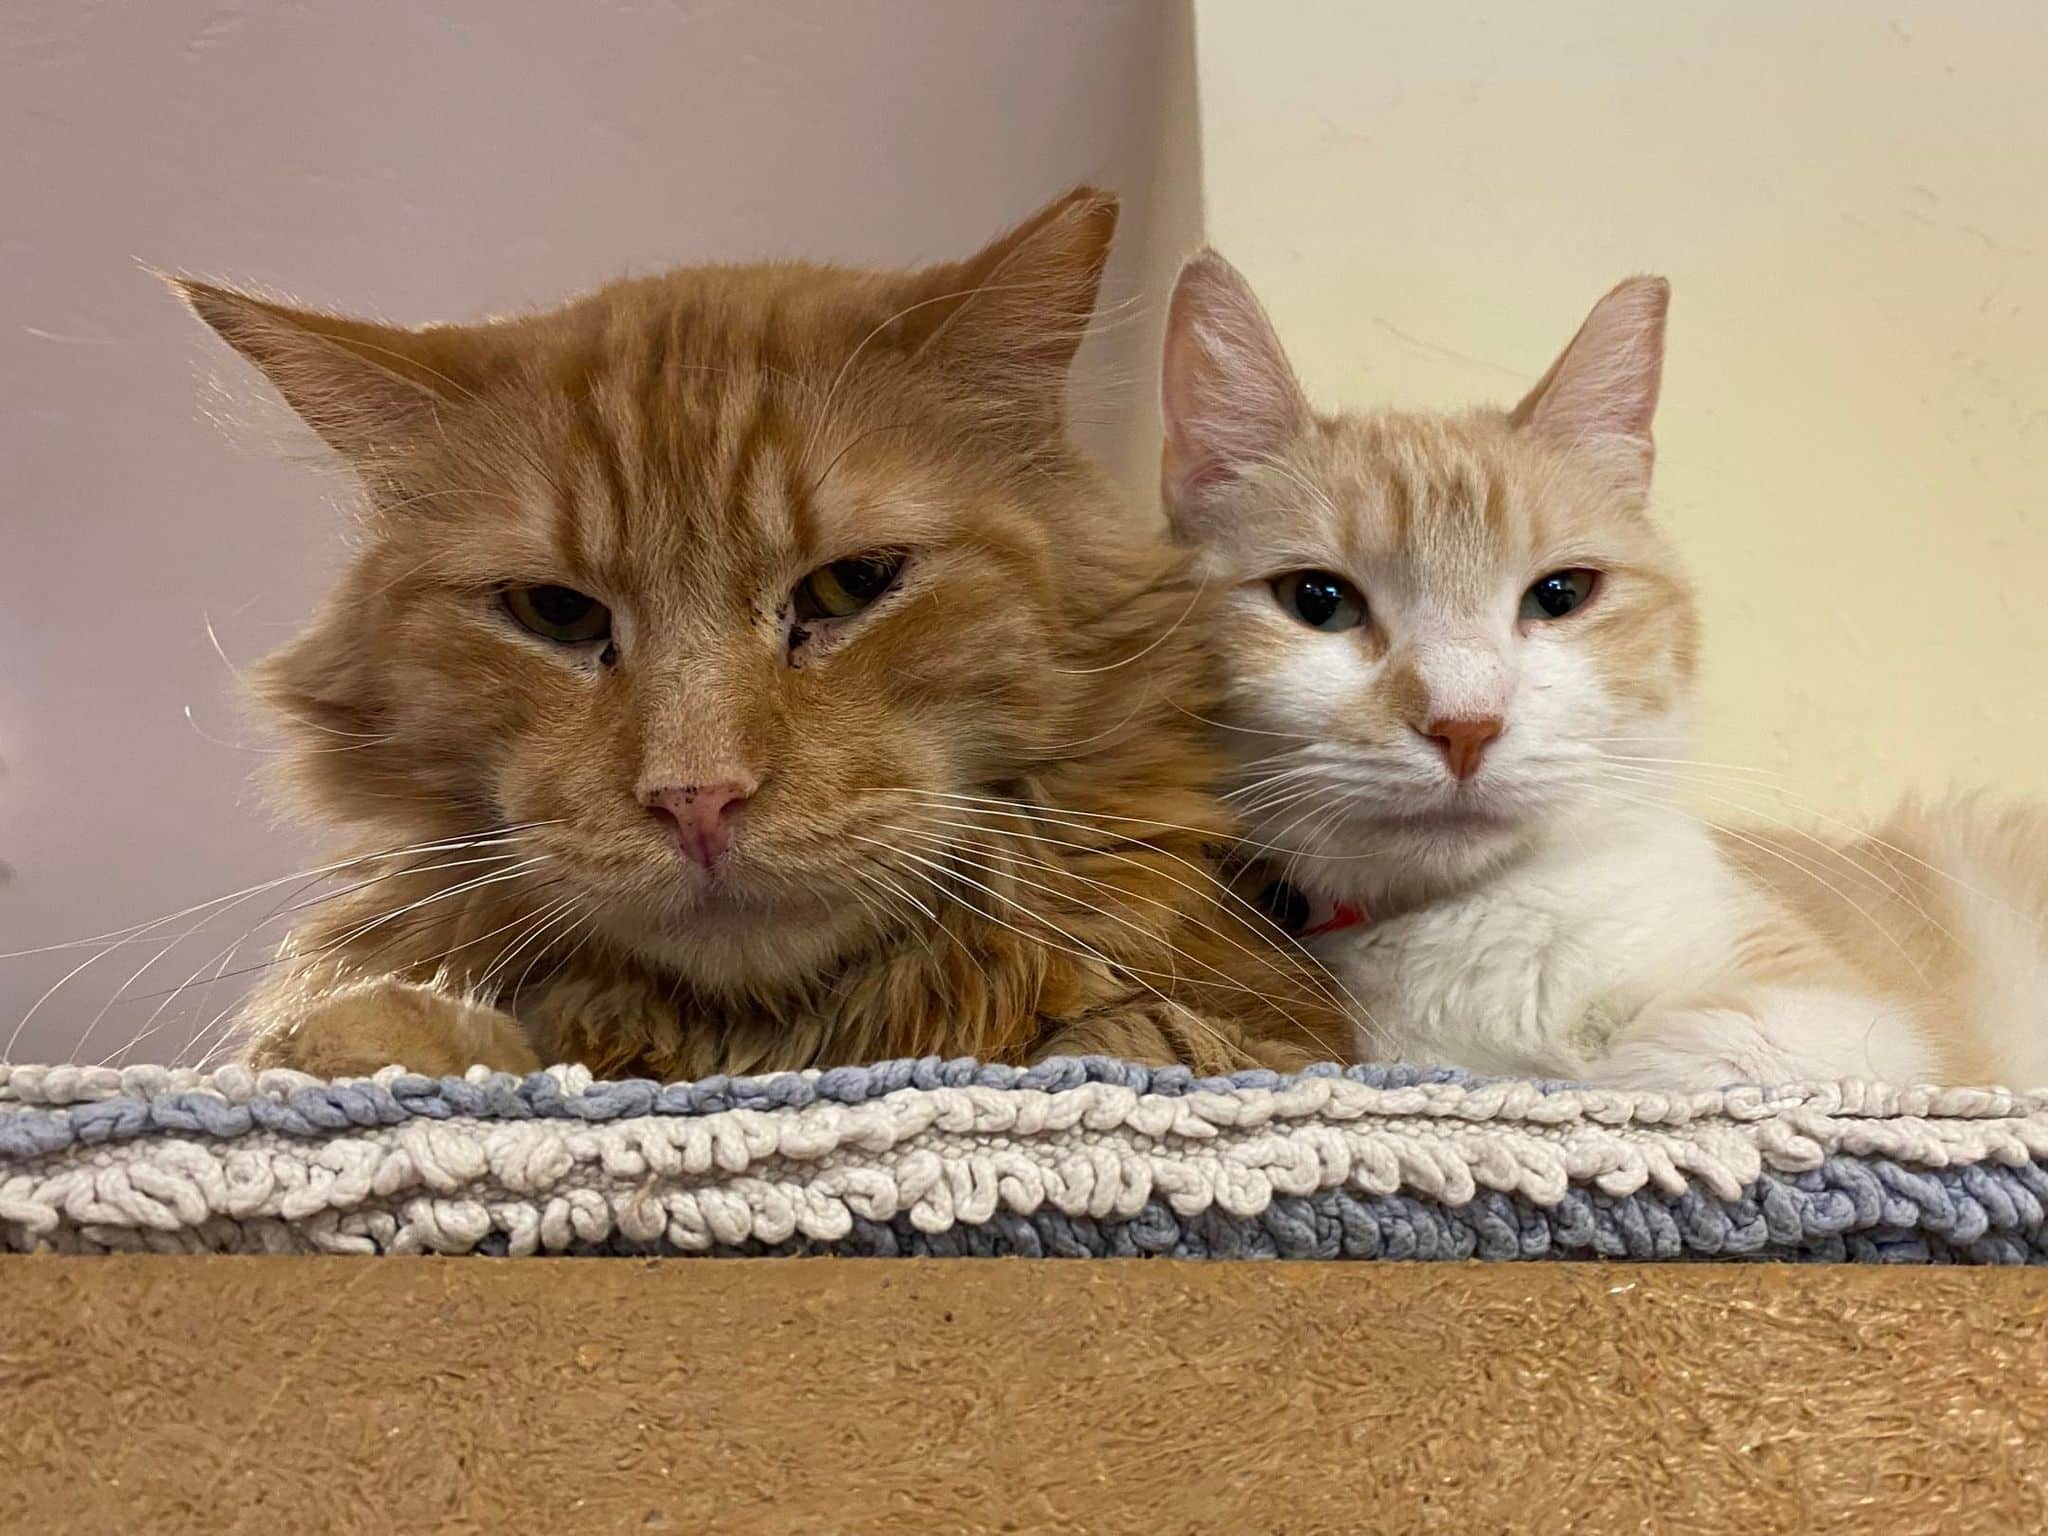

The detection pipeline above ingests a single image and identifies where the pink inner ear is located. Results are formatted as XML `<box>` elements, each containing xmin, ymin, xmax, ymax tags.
<box><xmin>1513</xmin><ymin>276</ymin><xmax>1669</xmax><ymax>472</ymax></box>
<box><xmin>1160</xmin><ymin>254</ymin><xmax>1308</xmax><ymax>518</ymax></box>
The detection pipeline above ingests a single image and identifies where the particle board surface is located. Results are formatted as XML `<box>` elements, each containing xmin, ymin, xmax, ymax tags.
<box><xmin>4</xmin><ymin>1257</ymin><xmax>2043</xmax><ymax>1533</ymax></box>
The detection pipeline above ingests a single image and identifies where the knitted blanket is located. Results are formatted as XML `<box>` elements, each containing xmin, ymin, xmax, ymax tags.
<box><xmin>5</xmin><ymin>1059</ymin><xmax>2046</xmax><ymax>1262</ymax></box>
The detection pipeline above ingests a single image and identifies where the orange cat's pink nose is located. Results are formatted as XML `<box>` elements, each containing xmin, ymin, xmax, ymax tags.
<box><xmin>1423</xmin><ymin>716</ymin><xmax>1503</xmax><ymax>782</ymax></box>
<box><xmin>642</xmin><ymin>779</ymin><xmax>755</xmax><ymax>868</ymax></box>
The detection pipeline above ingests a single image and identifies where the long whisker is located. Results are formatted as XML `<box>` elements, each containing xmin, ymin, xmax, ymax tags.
<box><xmin>87</xmin><ymin>847</ymin><xmax>553</xmax><ymax>1015</ymax></box>
<box><xmin>86</xmin><ymin>846</ymin><xmax>537</xmax><ymax>1066</ymax></box>
<box><xmin>339</xmin><ymin>877</ymin><xmax>575</xmax><ymax>999</ymax></box>
<box><xmin>180</xmin><ymin>704</ymin><xmax>395</xmax><ymax>756</ymax></box>
<box><xmin>846</xmin><ymin>834</ymin><xmax>1253</xmax><ymax>1065</ymax></box>
<box><xmin>1221</xmin><ymin>763</ymin><xmax>1326</xmax><ymax>804</ymax></box>
<box><xmin>316</xmin><ymin>855</ymin><xmax>558</xmax><ymax>959</ymax></box>
<box><xmin>867</xmin><ymin>789</ymin><xmax>1385</xmax><ymax>1052</ymax></box>
<box><xmin>850</xmin><ymin>864</ymin><xmax>995</xmax><ymax>997</ymax></box>
<box><xmin>1592</xmin><ymin>778</ymin><xmax>1934</xmax><ymax>985</ymax></box>
<box><xmin>1596</xmin><ymin>763</ymin><xmax>1960</xmax><ymax>944</ymax></box>
<box><xmin>1273</xmin><ymin>790</ymin><xmax>1368</xmax><ymax>891</ymax></box>
<box><xmin>197</xmin><ymin>876</ymin><xmax>580</xmax><ymax>1070</ymax></box>
<box><xmin>1598</xmin><ymin>753</ymin><xmax>1782</xmax><ymax>778</ymax></box>
<box><xmin>1054</xmin><ymin>578</ymin><xmax>1207</xmax><ymax>676</ymax></box>
<box><xmin>1166</xmin><ymin>702</ymin><xmax>1326</xmax><ymax>743</ymax></box>
<box><xmin>1230</xmin><ymin>779</ymin><xmax>1339</xmax><ymax>824</ymax></box>
<box><xmin>8</xmin><ymin>832</ymin><xmax>555</xmax><ymax>1059</ymax></box>
<box><xmin>868</xmin><ymin>787</ymin><xmax>1386</xmax><ymax>1021</ymax></box>
<box><xmin>0</xmin><ymin>827</ymin><xmax>556</xmax><ymax>963</ymax></box>
<box><xmin>185</xmin><ymin>998</ymin><xmax>254</xmax><ymax>1073</ymax></box>
<box><xmin>887</xmin><ymin>827</ymin><xmax>1266</xmax><ymax>1002</ymax></box>
<box><xmin>874</xmin><ymin>785</ymin><xmax>1391</xmax><ymax>863</ymax></box>
<box><xmin>525</xmin><ymin>910</ymin><xmax>602</xmax><ymax>1005</ymax></box>
<box><xmin>1615</xmin><ymin>757</ymin><xmax>2038</xmax><ymax>935</ymax></box>
<box><xmin>890</xmin><ymin>812</ymin><xmax>1363</xmax><ymax>1022</ymax></box>
<box><xmin>1258</xmin><ymin>783</ymin><xmax>1368</xmax><ymax>869</ymax></box>
<box><xmin>1025</xmin><ymin>689</ymin><xmax>1154</xmax><ymax>762</ymax></box>
<box><xmin>477</xmin><ymin>894</ymin><xmax>587</xmax><ymax>998</ymax></box>
<box><xmin>886</xmin><ymin>824</ymin><xmax>1348</xmax><ymax>1061</ymax></box>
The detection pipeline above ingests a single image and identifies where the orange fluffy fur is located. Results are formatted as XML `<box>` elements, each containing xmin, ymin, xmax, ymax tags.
<box><xmin>172</xmin><ymin>191</ymin><xmax>1350</xmax><ymax>1081</ymax></box>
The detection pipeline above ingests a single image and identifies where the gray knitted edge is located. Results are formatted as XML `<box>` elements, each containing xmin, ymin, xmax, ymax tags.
<box><xmin>7</xmin><ymin>1058</ymin><xmax>2046</xmax><ymax>1263</ymax></box>
<box><xmin>12</xmin><ymin>1155</ymin><xmax>2044</xmax><ymax>1264</ymax></box>
<box><xmin>8</xmin><ymin>1056</ymin><xmax>2048</xmax><ymax>1163</ymax></box>
<box><xmin>659</xmin><ymin>1159</ymin><xmax>2048</xmax><ymax>1265</ymax></box>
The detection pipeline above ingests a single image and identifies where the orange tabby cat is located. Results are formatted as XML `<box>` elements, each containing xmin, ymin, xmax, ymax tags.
<box><xmin>172</xmin><ymin>190</ymin><xmax>1349</xmax><ymax>1080</ymax></box>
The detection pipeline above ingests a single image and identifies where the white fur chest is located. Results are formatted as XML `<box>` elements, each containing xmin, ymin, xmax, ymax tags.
<box><xmin>1321</xmin><ymin>814</ymin><xmax>1746</xmax><ymax>1077</ymax></box>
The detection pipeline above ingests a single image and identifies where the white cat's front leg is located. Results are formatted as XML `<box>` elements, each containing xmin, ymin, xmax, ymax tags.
<box><xmin>1585</xmin><ymin>985</ymin><xmax>1938</xmax><ymax>1091</ymax></box>
<box><xmin>1323</xmin><ymin>922</ymin><xmax>1596</xmax><ymax>1079</ymax></box>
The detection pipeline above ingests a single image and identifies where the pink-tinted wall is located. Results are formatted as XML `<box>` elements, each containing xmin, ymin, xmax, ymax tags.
<box><xmin>0</xmin><ymin>1</ymin><xmax>1199</xmax><ymax>1061</ymax></box>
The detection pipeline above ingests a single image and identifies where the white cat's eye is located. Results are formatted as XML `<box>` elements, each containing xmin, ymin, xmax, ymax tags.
<box><xmin>1272</xmin><ymin>570</ymin><xmax>1366</xmax><ymax>633</ymax></box>
<box><xmin>503</xmin><ymin>584</ymin><xmax>614</xmax><ymax>646</ymax></box>
<box><xmin>793</xmin><ymin>552</ymin><xmax>905</xmax><ymax>623</ymax></box>
<box><xmin>1520</xmin><ymin>568</ymin><xmax>1600</xmax><ymax>622</ymax></box>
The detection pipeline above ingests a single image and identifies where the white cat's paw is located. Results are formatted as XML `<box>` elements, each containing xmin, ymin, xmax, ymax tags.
<box><xmin>1582</xmin><ymin>1005</ymin><xmax>1782</xmax><ymax>1093</ymax></box>
<box><xmin>1588</xmin><ymin>986</ymin><xmax>1937</xmax><ymax>1092</ymax></box>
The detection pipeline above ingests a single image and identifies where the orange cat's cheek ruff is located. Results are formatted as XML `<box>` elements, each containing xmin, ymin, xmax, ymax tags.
<box><xmin>177</xmin><ymin>189</ymin><xmax>1350</xmax><ymax>1079</ymax></box>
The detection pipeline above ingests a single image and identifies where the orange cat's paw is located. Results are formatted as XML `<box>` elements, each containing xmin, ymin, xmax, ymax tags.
<box><xmin>243</xmin><ymin>980</ymin><xmax>543</xmax><ymax>1079</ymax></box>
<box><xmin>1032</xmin><ymin>999</ymin><xmax>1255</xmax><ymax>1074</ymax></box>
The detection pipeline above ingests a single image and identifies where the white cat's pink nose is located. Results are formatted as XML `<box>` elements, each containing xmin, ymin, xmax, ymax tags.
<box><xmin>1423</xmin><ymin>716</ymin><xmax>1502</xmax><ymax>782</ymax></box>
<box><xmin>642</xmin><ymin>778</ymin><xmax>755</xmax><ymax>868</ymax></box>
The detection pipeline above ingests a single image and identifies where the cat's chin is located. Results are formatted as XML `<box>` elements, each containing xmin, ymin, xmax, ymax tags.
<box><xmin>1274</xmin><ymin>804</ymin><xmax>1542</xmax><ymax>912</ymax></box>
<box><xmin>599</xmin><ymin>884</ymin><xmax>876</xmax><ymax>995</ymax></box>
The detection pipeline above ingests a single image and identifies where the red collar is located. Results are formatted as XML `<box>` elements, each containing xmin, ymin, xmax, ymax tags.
<box><xmin>1302</xmin><ymin>899</ymin><xmax>1369</xmax><ymax>937</ymax></box>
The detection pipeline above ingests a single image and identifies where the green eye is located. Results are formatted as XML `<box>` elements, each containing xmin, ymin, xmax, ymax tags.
<box><xmin>1273</xmin><ymin>570</ymin><xmax>1366</xmax><ymax>632</ymax></box>
<box><xmin>1520</xmin><ymin>569</ymin><xmax>1600</xmax><ymax>622</ymax></box>
<box><xmin>503</xmin><ymin>584</ymin><xmax>612</xmax><ymax>644</ymax></box>
<box><xmin>793</xmin><ymin>553</ymin><xmax>905</xmax><ymax>622</ymax></box>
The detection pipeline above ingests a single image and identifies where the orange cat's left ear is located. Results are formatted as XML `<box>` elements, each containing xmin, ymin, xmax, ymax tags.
<box><xmin>899</xmin><ymin>186</ymin><xmax>1119</xmax><ymax>431</ymax></box>
<box><xmin>1509</xmin><ymin>276</ymin><xmax>1669</xmax><ymax>504</ymax></box>
<box><xmin>167</xmin><ymin>276</ymin><xmax>506</xmax><ymax>465</ymax></box>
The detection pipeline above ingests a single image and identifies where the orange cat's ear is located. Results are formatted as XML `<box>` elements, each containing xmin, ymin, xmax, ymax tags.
<box><xmin>899</xmin><ymin>186</ymin><xmax>1119</xmax><ymax>430</ymax></box>
<box><xmin>1159</xmin><ymin>249</ymin><xmax>1309</xmax><ymax>535</ymax></box>
<box><xmin>1509</xmin><ymin>276</ymin><xmax>1669</xmax><ymax>503</ymax></box>
<box><xmin>167</xmin><ymin>277</ymin><xmax>502</xmax><ymax>461</ymax></box>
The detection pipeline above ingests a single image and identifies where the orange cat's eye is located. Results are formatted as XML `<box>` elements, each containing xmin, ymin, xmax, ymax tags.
<box><xmin>503</xmin><ymin>585</ymin><xmax>613</xmax><ymax>645</ymax></box>
<box><xmin>793</xmin><ymin>553</ymin><xmax>905</xmax><ymax>623</ymax></box>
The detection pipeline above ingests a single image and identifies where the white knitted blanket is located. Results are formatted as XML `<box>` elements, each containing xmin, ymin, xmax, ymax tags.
<box><xmin>5</xmin><ymin>1059</ymin><xmax>2047</xmax><ymax>1260</ymax></box>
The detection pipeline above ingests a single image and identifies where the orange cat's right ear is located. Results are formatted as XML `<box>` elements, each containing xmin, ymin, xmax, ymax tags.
<box><xmin>166</xmin><ymin>276</ymin><xmax>499</xmax><ymax>461</ymax></box>
<box><xmin>1159</xmin><ymin>249</ymin><xmax>1309</xmax><ymax>536</ymax></box>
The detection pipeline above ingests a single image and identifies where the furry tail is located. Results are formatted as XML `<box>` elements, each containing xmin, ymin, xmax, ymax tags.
<box><xmin>1872</xmin><ymin>796</ymin><xmax>2048</xmax><ymax>1086</ymax></box>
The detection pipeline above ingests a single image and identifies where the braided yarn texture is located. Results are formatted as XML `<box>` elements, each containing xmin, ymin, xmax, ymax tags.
<box><xmin>4</xmin><ymin>1059</ymin><xmax>2045</xmax><ymax>1261</ymax></box>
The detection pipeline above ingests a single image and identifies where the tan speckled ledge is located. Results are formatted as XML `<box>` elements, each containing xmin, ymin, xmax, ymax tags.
<box><xmin>4</xmin><ymin>1257</ymin><xmax>2044</xmax><ymax>1533</ymax></box>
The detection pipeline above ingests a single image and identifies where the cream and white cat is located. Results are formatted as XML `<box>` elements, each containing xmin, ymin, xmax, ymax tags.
<box><xmin>1161</xmin><ymin>251</ymin><xmax>2048</xmax><ymax>1091</ymax></box>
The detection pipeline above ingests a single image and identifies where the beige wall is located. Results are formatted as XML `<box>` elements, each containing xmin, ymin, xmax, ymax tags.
<box><xmin>0</xmin><ymin>1</ymin><xmax>1199</xmax><ymax>1060</ymax></box>
<box><xmin>1194</xmin><ymin>0</ymin><xmax>2048</xmax><ymax>820</ymax></box>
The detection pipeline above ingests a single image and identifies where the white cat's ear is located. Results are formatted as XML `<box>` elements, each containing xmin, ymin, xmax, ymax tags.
<box><xmin>1509</xmin><ymin>275</ymin><xmax>1669</xmax><ymax>501</ymax></box>
<box><xmin>903</xmin><ymin>186</ymin><xmax>1119</xmax><ymax>430</ymax></box>
<box><xmin>169</xmin><ymin>277</ymin><xmax>504</xmax><ymax>461</ymax></box>
<box><xmin>1160</xmin><ymin>249</ymin><xmax>1309</xmax><ymax>534</ymax></box>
